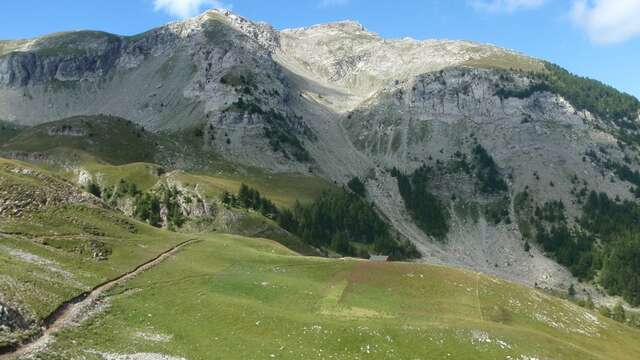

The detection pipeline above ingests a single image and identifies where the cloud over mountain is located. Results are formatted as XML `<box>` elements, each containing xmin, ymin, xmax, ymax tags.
<box><xmin>571</xmin><ymin>0</ymin><xmax>640</xmax><ymax>44</ymax></box>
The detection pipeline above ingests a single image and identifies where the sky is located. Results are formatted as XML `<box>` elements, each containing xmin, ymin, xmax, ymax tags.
<box><xmin>0</xmin><ymin>0</ymin><xmax>638</xmax><ymax>98</ymax></box>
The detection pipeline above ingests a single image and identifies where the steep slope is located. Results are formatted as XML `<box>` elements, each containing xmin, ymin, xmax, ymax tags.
<box><xmin>340</xmin><ymin>68</ymin><xmax>609</xmax><ymax>287</ymax></box>
<box><xmin>0</xmin><ymin>158</ymin><xmax>188</xmax><ymax>349</ymax></box>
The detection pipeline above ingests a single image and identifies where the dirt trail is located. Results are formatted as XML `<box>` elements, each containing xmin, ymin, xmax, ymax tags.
<box><xmin>0</xmin><ymin>239</ymin><xmax>200</xmax><ymax>360</ymax></box>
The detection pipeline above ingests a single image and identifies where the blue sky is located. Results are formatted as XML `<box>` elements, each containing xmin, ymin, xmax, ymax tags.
<box><xmin>0</xmin><ymin>0</ymin><xmax>638</xmax><ymax>98</ymax></box>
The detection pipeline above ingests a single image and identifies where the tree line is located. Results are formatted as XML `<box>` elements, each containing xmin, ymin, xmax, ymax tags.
<box><xmin>223</xmin><ymin>183</ymin><xmax>420</xmax><ymax>260</ymax></box>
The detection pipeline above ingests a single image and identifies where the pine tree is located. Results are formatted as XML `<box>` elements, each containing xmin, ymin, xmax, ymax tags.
<box><xmin>86</xmin><ymin>182</ymin><xmax>101</xmax><ymax>198</ymax></box>
<box><xmin>585</xmin><ymin>294</ymin><xmax>594</xmax><ymax>310</ymax></box>
<box><xmin>612</xmin><ymin>302</ymin><xmax>626</xmax><ymax>322</ymax></box>
<box><xmin>347</xmin><ymin>176</ymin><xmax>366</xmax><ymax>197</ymax></box>
<box><xmin>238</xmin><ymin>184</ymin><xmax>251</xmax><ymax>208</ymax></box>
<box><xmin>221</xmin><ymin>191</ymin><xmax>232</xmax><ymax>205</ymax></box>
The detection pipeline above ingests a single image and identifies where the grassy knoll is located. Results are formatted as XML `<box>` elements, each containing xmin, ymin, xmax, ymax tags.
<box><xmin>37</xmin><ymin>235</ymin><xmax>640</xmax><ymax>360</ymax></box>
<box><xmin>463</xmin><ymin>52</ymin><xmax>545</xmax><ymax>73</ymax></box>
<box><xmin>0</xmin><ymin>115</ymin><xmax>333</xmax><ymax>209</ymax></box>
<box><xmin>80</xmin><ymin>162</ymin><xmax>165</xmax><ymax>192</ymax></box>
<box><xmin>0</xmin><ymin>116</ymin><xmax>158</xmax><ymax>165</ymax></box>
<box><xmin>167</xmin><ymin>169</ymin><xmax>333</xmax><ymax>208</ymax></box>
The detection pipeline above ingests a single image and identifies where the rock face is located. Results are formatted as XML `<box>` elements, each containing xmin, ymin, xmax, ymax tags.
<box><xmin>1</xmin><ymin>9</ymin><xmax>639</xmax><ymax>295</ymax></box>
<box><xmin>0</xmin><ymin>162</ymin><xmax>101</xmax><ymax>218</ymax></box>
<box><xmin>0</xmin><ymin>302</ymin><xmax>30</xmax><ymax>332</ymax></box>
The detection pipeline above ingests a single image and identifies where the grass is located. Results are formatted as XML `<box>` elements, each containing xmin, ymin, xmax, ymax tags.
<box><xmin>30</xmin><ymin>31</ymin><xmax>120</xmax><ymax>57</ymax></box>
<box><xmin>0</xmin><ymin>158</ymin><xmax>189</xmax><ymax>336</ymax></box>
<box><xmin>463</xmin><ymin>52</ymin><xmax>545</xmax><ymax>73</ymax></box>
<box><xmin>0</xmin><ymin>121</ymin><xmax>23</xmax><ymax>144</ymax></box>
<box><xmin>81</xmin><ymin>162</ymin><xmax>165</xmax><ymax>192</ymax></box>
<box><xmin>1</xmin><ymin>115</ymin><xmax>158</xmax><ymax>165</ymax></box>
<box><xmin>169</xmin><ymin>169</ymin><xmax>334</xmax><ymax>208</ymax></box>
<box><xmin>2</xmin><ymin>157</ymin><xmax>640</xmax><ymax>359</ymax></box>
<box><xmin>37</xmin><ymin>234</ymin><xmax>640</xmax><ymax>360</ymax></box>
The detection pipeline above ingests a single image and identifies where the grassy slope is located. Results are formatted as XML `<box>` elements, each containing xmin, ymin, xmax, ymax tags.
<box><xmin>0</xmin><ymin>121</ymin><xmax>22</xmax><ymax>144</ymax></box>
<box><xmin>39</xmin><ymin>234</ymin><xmax>640</xmax><ymax>360</ymax></box>
<box><xmin>0</xmin><ymin>158</ymin><xmax>189</xmax><ymax>346</ymax></box>
<box><xmin>81</xmin><ymin>162</ymin><xmax>165</xmax><ymax>192</ymax></box>
<box><xmin>463</xmin><ymin>52</ymin><xmax>545</xmax><ymax>73</ymax></box>
<box><xmin>84</xmin><ymin>164</ymin><xmax>329</xmax><ymax>255</ymax></box>
<box><xmin>0</xmin><ymin>116</ymin><xmax>158</xmax><ymax>165</ymax></box>
<box><xmin>56</xmin><ymin>161</ymin><xmax>332</xmax><ymax>209</ymax></box>
<box><xmin>2</xmin><ymin>158</ymin><xmax>640</xmax><ymax>359</ymax></box>
<box><xmin>0</xmin><ymin>31</ymin><xmax>120</xmax><ymax>58</ymax></box>
<box><xmin>167</xmin><ymin>170</ymin><xmax>332</xmax><ymax>208</ymax></box>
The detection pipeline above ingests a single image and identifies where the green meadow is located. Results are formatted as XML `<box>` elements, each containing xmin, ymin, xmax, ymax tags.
<box><xmin>37</xmin><ymin>234</ymin><xmax>640</xmax><ymax>360</ymax></box>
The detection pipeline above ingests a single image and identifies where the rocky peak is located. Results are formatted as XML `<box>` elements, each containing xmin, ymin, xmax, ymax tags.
<box><xmin>284</xmin><ymin>20</ymin><xmax>372</xmax><ymax>36</ymax></box>
<box><xmin>196</xmin><ymin>9</ymin><xmax>280</xmax><ymax>51</ymax></box>
<box><xmin>277</xmin><ymin>19</ymin><xmax>534</xmax><ymax>97</ymax></box>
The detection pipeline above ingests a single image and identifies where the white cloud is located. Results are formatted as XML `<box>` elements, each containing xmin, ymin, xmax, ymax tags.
<box><xmin>470</xmin><ymin>0</ymin><xmax>548</xmax><ymax>13</ymax></box>
<box><xmin>318</xmin><ymin>0</ymin><xmax>350</xmax><ymax>8</ymax></box>
<box><xmin>571</xmin><ymin>0</ymin><xmax>640</xmax><ymax>44</ymax></box>
<box><xmin>154</xmin><ymin>0</ymin><xmax>231</xmax><ymax>19</ymax></box>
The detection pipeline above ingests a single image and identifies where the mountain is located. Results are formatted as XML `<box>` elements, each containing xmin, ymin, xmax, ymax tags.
<box><xmin>2</xmin><ymin>9</ymin><xmax>640</xmax><ymax>358</ymax></box>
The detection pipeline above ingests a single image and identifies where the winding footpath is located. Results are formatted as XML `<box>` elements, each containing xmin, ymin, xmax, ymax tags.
<box><xmin>0</xmin><ymin>239</ymin><xmax>200</xmax><ymax>360</ymax></box>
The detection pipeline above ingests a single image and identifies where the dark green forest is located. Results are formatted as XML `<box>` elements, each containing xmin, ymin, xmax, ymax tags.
<box><xmin>496</xmin><ymin>63</ymin><xmax>639</xmax><ymax>126</ymax></box>
<box><xmin>391</xmin><ymin>165</ymin><xmax>449</xmax><ymax>240</ymax></box>
<box><xmin>543</xmin><ymin>63</ymin><xmax>639</xmax><ymax>124</ymax></box>
<box><xmin>524</xmin><ymin>190</ymin><xmax>640</xmax><ymax>305</ymax></box>
<box><xmin>222</xmin><ymin>184</ymin><xmax>420</xmax><ymax>260</ymax></box>
<box><xmin>277</xmin><ymin>188</ymin><xmax>420</xmax><ymax>260</ymax></box>
<box><xmin>472</xmin><ymin>144</ymin><xmax>508</xmax><ymax>194</ymax></box>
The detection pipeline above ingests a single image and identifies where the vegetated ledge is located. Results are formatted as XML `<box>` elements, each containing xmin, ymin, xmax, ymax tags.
<box><xmin>492</xmin><ymin>62</ymin><xmax>640</xmax><ymax>128</ymax></box>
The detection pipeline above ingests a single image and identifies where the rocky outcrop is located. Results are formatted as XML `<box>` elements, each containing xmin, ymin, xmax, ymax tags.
<box><xmin>0</xmin><ymin>38</ymin><xmax>123</xmax><ymax>87</ymax></box>
<box><xmin>0</xmin><ymin>162</ymin><xmax>101</xmax><ymax>218</ymax></box>
<box><xmin>0</xmin><ymin>302</ymin><xmax>29</xmax><ymax>332</ymax></box>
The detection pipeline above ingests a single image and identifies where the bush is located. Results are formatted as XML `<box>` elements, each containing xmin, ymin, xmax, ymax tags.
<box><xmin>86</xmin><ymin>182</ymin><xmax>101</xmax><ymax>198</ymax></box>
<box><xmin>347</xmin><ymin>177</ymin><xmax>366</xmax><ymax>197</ymax></box>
